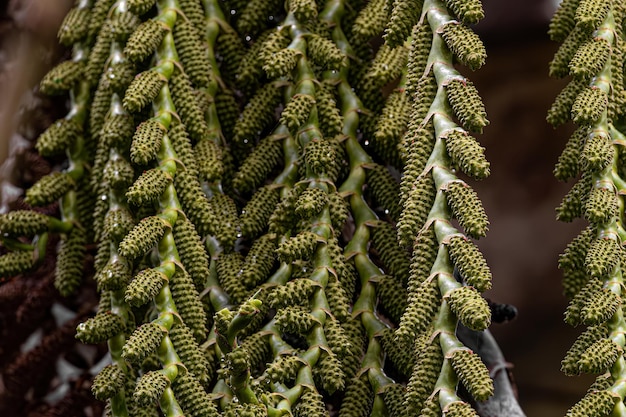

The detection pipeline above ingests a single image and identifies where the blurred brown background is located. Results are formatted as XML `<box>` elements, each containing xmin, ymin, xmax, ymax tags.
<box><xmin>0</xmin><ymin>0</ymin><xmax>595</xmax><ymax>416</ymax></box>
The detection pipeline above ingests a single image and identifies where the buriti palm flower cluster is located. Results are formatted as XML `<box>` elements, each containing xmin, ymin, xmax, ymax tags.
<box><xmin>548</xmin><ymin>1</ymin><xmax>626</xmax><ymax>416</ymax></box>
<box><xmin>0</xmin><ymin>0</ymin><xmax>510</xmax><ymax>416</ymax></box>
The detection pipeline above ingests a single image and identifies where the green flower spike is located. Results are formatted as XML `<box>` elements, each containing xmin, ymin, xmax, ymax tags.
<box><xmin>127</xmin><ymin>0</ymin><xmax>157</xmax><ymax>16</ymax></box>
<box><xmin>103</xmin><ymin>207</ymin><xmax>135</xmax><ymax>241</ymax></box>
<box><xmin>133</xmin><ymin>370</ymin><xmax>170</xmax><ymax>407</ymax></box>
<box><xmin>0</xmin><ymin>250</ymin><xmax>35</xmax><ymax>278</ymax></box>
<box><xmin>547</xmin><ymin>80</ymin><xmax>587</xmax><ymax>127</ymax></box>
<box><xmin>123</xmin><ymin>69</ymin><xmax>167</xmax><ymax>113</ymax></box>
<box><xmin>92</xmin><ymin>364</ymin><xmax>126</xmax><ymax>401</ymax></box>
<box><xmin>577</xmin><ymin>338</ymin><xmax>623</xmax><ymax>374</ymax></box>
<box><xmin>122</xmin><ymin>322</ymin><xmax>167</xmax><ymax>364</ymax></box>
<box><xmin>444</xmin><ymin>181</ymin><xmax>489</xmax><ymax>239</ymax></box>
<box><xmin>444</xmin><ymin>130</ymin><xmax>490</xmax><ymax>180</ymax></box>
<box><xmin>240</xmin><ymin>185</ymin><xmax>281</xmax><ymax>238</ymax></box>
<box><xmin>447</xmin><ymin>286</ymin><xmax>491</xmax><ymax>331</ymax></box>
<box><xmin>562</xmin><ymin>325</ymin><xmax>608</xmax><ymax>376</ymax></box>
<box><xmin>548</xmin><ymin>0</ymin><xmax>579</xmax><ymax>41</ymax></box>
<box><xmin>55</xmin><ymin>228</ymin><xmax>87</xmax><ymax>296</ymax></box>
<box><xmin>95</xmin><ymin>258</ymin><xmax>132</xmax><ymax>291</ymax></box>
<box><xmin>35</xmin><ymin>118</ymin><xmax>82</xmax><ymax>157</ymax></box>
<box><xmin>444</xmin><ymin>0</ymin><xmax>484</xmax><ymax>24</ymax></box>
<box><xmin>0</xmin><ymin>210</ymin><xmax>53</xmax><ymax>236</ymax></box>
<box><xmin>440</xmin><ymin>22</ymin><xmax>487</xmax><ymax>71</ymax></box>
<box><xmin>131</xmin><ymin>119</ymin><xmax>167</xmax><ymax>165</ymax></box>
<box><xmin>40</xmin><ymin>61</ymin><xmax>84</xmax><ymax>95</ymax></box>
<box><xmin>128</xmin><ymin>169</ymin><xmax>173</xmax><ymax>206</ymax></box>
<box><xmin>565</xmin><ymin>390</ymin><xmax>617</xmax><ymax>417</ymax></box>
<box><xmin>57</xmin><ymin>6</ymin><xmax>90</xmax><ymax>46</ymax></box>
<box><xmin>76</xmin><ymin>312</ymin><xmax>125</xmax><ymax>344</ymax></box>
<box><xmin>118</xmin><ymin>215</ymin><xmax>168</xmax><ymax>259</ymax></box>
<box><xmin>277</xmin><ymin>231</ymin><xmax>322</xmax><ymax>264</ymax></box>
<box><xmin>449</xmin><ymin>349</ymin><xmax>494</xmax><ymax>401</ymax></box>
<box><xmin>125</xmin><ymin>268</ymin><xmax>167</xmax><ymax>307</ymax></box>
<box><xmin>447</xmin><ymin>235</ymin><xmax>492</xmax><ymax>292</ymax></box>
<box><xmin>24</xmin><ymin>172</ymin><xmax>75</xmax><ymax>207</ymax></box>
<box><xmin>125</xmin><ymin>19</ymin><xmax>168</xmax><ymax>63</ymax></box>
<box><xmin>445</xmin><ymin>78</ymin><xmax>489</xmax><ymax>133</ymax></box>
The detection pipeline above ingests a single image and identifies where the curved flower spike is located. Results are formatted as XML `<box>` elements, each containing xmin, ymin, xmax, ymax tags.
<box><xmin>131</xmin><ymin>119</ymin><xmax>167</xmax><ymax>165</ymax></box>
<box><xmin>133</xmin><ymin>370</ymin><xmax>170</xmax><ymax>407</ymax></box>
<box><xmin>25</xmin><ymin>172</ymin><xmax>75</xmax><ymax>207</ymax></box>
<box><xmin>92</xmin><ymin>364</ymin><xmax>126</xmax><ymax>401</ymax></box>
<box><xmin>76</xmin><ymin>311</ymin><xmax>125</xmax><ymax>344</ymax></box>
<box><xmin>123</xmin><ymin>69</ymin><xmax>167</xmax><ymax>113</ymax></box>
<box><xmin>35</xmin><ymin>118</ymin><xmax>82</xmax><ymax>157</ymax></box>
<box><xmin>127</xmin><ymin>0</ymin><xmax>157</xmax><ymax>16</ymax></box>
<box><xmin>122</xmin><ymin>322</ymin><xmax>167</xmax><ymax>364</ymax></box>
<box><xmin>0</xmin><ymin>250</ymin><xmax>35</xmax><ymax>278</ymax></box>
<box><xmin>440</xmin><ymin>22</ymin><xmax>487</xmax><ymax>71</ymax></box>
<box><xmin>449</xmin><ymin>349</ymin><xmax>494</xmax><ymax>401</ymax></box>
<box><xmin>40</xmin><ymin>61</ymin><xmax>85</xmax><ymax>95</ymax></box>
<box><xmin>57</xmin><ymin>6</ymin><xmax>90</xmax><ymax>46</ymax></box>
<box><xmin>125</xmin><ymin>268</ymin><xmax>167</xmax><ymax>307</ymax></box>
<box><xmin>118</xmin><ymin>215</ymin><xmax>168</xmax><ymax>259</ymax></box>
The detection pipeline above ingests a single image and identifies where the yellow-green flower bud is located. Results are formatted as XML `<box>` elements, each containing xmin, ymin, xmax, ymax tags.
<box><xmin>295</xmin><ymin>188</ymin><xmax>328</xmax><ymax>219</ymax></box>
<box><xmin>448</xmin><ymin>286</ymin><xmax>491</xmax><ymax>331</ymax></box>
<box><xmin>240</xmin><ymin>233</ymin><xmax>277</xmax><ymax>289</ymax></box>
<box><xmin>125</xmin><ymin>268</ymin><xmax>167</xmax><ymax>307</ymax></box>
<box><xmin>450</xmin><ymin>349</ymin><xmax>494</xmax><ymax>401</ymax></box>
<box><xmin>579</xmin><ymin>130</ymin><xmax>612</xmax><ymax>173</ymax></box>
<box><xmin>101</xmin><ymin>113</ymin><xmax>136</xmax><ymax>148</ymax></box>
<box><xmin>446</xmin><ymin>79</ymin><xmax>489</xmax><ymax>133</ymax></box>
<box><xmin>123</xmin><ymin>70</ymin><xmax>166</xmax><ymax>113</ymax></box>
<box><xmin>562</xmin><ymin>324</ymin><xmax>607</xmax><ymax>376</ymax></box>
<box><xmin>580</xmin><ymin>288</ymin><xmax>620</xmax><ymax>325</ymax></box>
<box><xmin>171</xmin><ymin>373</ymin><xmax>218</xmax><ymax>416</ymax></box>
<box><xmin>445</xmin><ymin>401</ymin><xmax>480</xmax><ymax>417</ymax></box>
<box><xmin>575</xmin><ymin>0</ymin><xmax>610</xmax><ymax>31</ymax></box>
<box><xmin>289</xmin><ymin>0</ymin><xmax>318</xmax><ymax>22</ymax></box>
<box><xmin>549</xmin><ymin>26</ymin><xmax>587</xmax><ymax>78</ymax></box>
<box><xmin>397</xmin><ymin>174</ymin><xmax>436</xmax><ymax>247</ymax></box>
<box><xmin>315</xmin><ymin>352</ymin><xmax>345</xmax><ymax>394</ymax></box>
<box><xmin>569</xmin><ymin>38</ymin><xmax>611</xmax><ymax>80</ymax></box>
<box><xmin>584</xmin><ymin>185</ymin><xmax>617</xmax><ymax>224</ymax></box>
<box><xmin>441</xmin><ymin>23</ymin><xmax>486</xmax><ymax>71</ymax></box>
<box><xmin>55</xmin><ymin>228</ymin><xmax>86</xmax><ymax>296</ymax></box>
<box><xmin>58</xmin><ymin>7</ymin><xmax>90</xmax><ymax>45</ymax></box>
<box><xmin>76</xmin><ymin>312</ymin><xmax>125</xmax><ymax>344</ymax></box>
<box><xmin>36</xmin><ymin>118</ymin><xmax>82</xmax><ymax>157</ymax></box>
<box><xmin>571</xmin><ymin>87</ymin><xmax>607</xmax><ymax>125</ymax></box>
<box><xmin>173</xmin><ymin>19</ymin><xmax>211</xmax><ymax>88</ymax></box>
<box><xmin>275</xmin><ymin>306</ymin><xmax>316</xmax><ymax>334</ymax></box>
<box><xmin>376</xmin><ymin>275</ymin><xmax>408</xmax><ymax>324</ymax></box>
<box><xmin>447</xmin><ymin>236</ymin><xmax>492</xmax><ymax>292</ymax></box>
<box><xmin>445</xmin><ymin>130</ymin><xmax>490</xmax><ymax>180</ymax></box>
<box><xmin>40</xmin><ymin>61</ymin><xmax>84</xmax><ymax>95</ymax></box>
<box><xmin>103</xmin><ymin>157</ymin><xmax>135</xmax><ymax>190</ymax></box>
<box><xmin>122</xmin><ymin>322</ymin><xmax>166</xmax><ymax>364</ymax></box>
<box><xmin>92</xmin><ymin>364</ymin><xmax>126</xmax><ymax>401</ymax></box>
<box><xmin>0</xmin><ymin>250</ymin><xmax>34</xmax><ymax>278</ymax></box>
<box><xmin>280</xmin><ymin>93</ymin><xmax>315</xmax><ymax>133</ymax></box>
<box><xmin>384</xmin><ymin>0</ymin><xmax>422</xmax><ymax>48</ymax></box>
<box><xmin>233</xmin><ymin>136</ymin><xmax>283</xmax><ymax>193</ymax></box>
<box><xmin>445</xmin><ymin>181</ymin><xmax>489</xmax><ymax>239</ymax></box>
<box><xmin>0</xmin><ymin>210</ymin><xmax>50</xmax><ymax>236</ymax></box>
<box><xmin>548</xmin><ymin>0</ymin><xmax>578</xmax><ymax>41</ymax></box>
<box><xmin>126</xmin><ymin>169</ymin><xmax>172</xmax><ymax>206</ymax></box>
<box><xmin>96</xmin><ymin>258</ymin><xmax>132</xmax><ymax>291</ymax></box>
<box><xmin>554</xmin><ymin>127</ymin><xmax>586</xmax><ymax>181</ymax></box>
<box><xmin>294</xmin><ymin>387</ymin><xmax>327</xmax><ymax>417</ymax></box>
<box><xmin>194</xmin><ymin>140</ymin><xmax>224</xmax><ymax>183</ymax></box>
<box><xmin>85</xmin><ymin>24</ymin><xmax>112</xmax><ymax>85</ymax></box>
<box><xmin>565</xmin><ymin>277</ymin><xmax>602</xmax><ymax>326</ymax></box>
<box><xmin>547</xmin><ymin>79</ymin><xmax>586</xmax><ymax>127</ymax></box>
<box><xmin>133</xmin><ymin>371</ymin><xmax>169</xmax><ymax>406</ymax></box>
<box><xmin>25</xmin><ymin>172</ymin><xmax>75</xmax><ymax>207</ymax></box>
<box><xmin>578</xmin><ymin>338</ymin><xmax>623</xmax><ymax>374</ymax></box>
<box><xmin>127</xmin><ymin>0</ymin><xmax>157</xmax><ymax>16</ymax></box>
<box><xmin>263</xmin><ymin>48</ymin><xmax>300</xmax><ymax>79</ymax></box>
<box><xmin>277</xmin><ymin>231</ymin><xmax>321</xmax><ymax>264</ymax></box>
<box><xmin>367</xmin><ymin>164</ymin><xmax>401</xmax><ymax>220</ymax></box>
<box><xmin>241</xmin><ymin>185</ymin><xmax>281</xmax><ymax>238</ymax></box>
<box><xmin>131</xmin><ymin>119</ymin><xmax>166</xmax><ymax>166</ymax></box>
<box><xmin>264</xmin><ymin>353</ymin><xmax>303</xmax><ymax>384</ymax></box>
<box><xmin>445</xmin><ymin>0</ymin><xmax>484</xmax><ymax>24</ymax></box>
<box><xmin>118</xmin><ymin>216</ymin><xmax>167</xmax><ymax>259</ymax></box>
<box><xmin>170</xmin><ymin>268</ymin><xmax>207</xmax><ymax>342</ymax></box>
<box><xmin>585</xmin><ymin>236</ymin><xmax>620</xmax><ymax>277</ymax></box>
<box><xmin>565</xmin><ymin>390</ymin><xmax>617</xmax><ymax>417</ymax></box>
<box><xmin>308</xmin><ymin>34</ymin><xmax>344</xmax><ymax>69</ymax></box>
<box><xmin>396</xmin><ymin>278</ymin><xmax>440</xmax><ymax>344</ymax></box>
<box><xmin>406</xmin><ymin>339</ymin><xmax>443</xmax><ymax>414</ymax></box>
<box><xmin>351</xmin><ymin>0</ymin><xmax>387</xmax><ymax>41</ymax></box>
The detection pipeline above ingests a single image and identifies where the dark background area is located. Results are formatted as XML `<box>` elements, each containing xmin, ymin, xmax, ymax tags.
<box><xmin>0</xmin><ymin>0</ymin><xmax>595</xmax><ymax>416</ymax></box>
